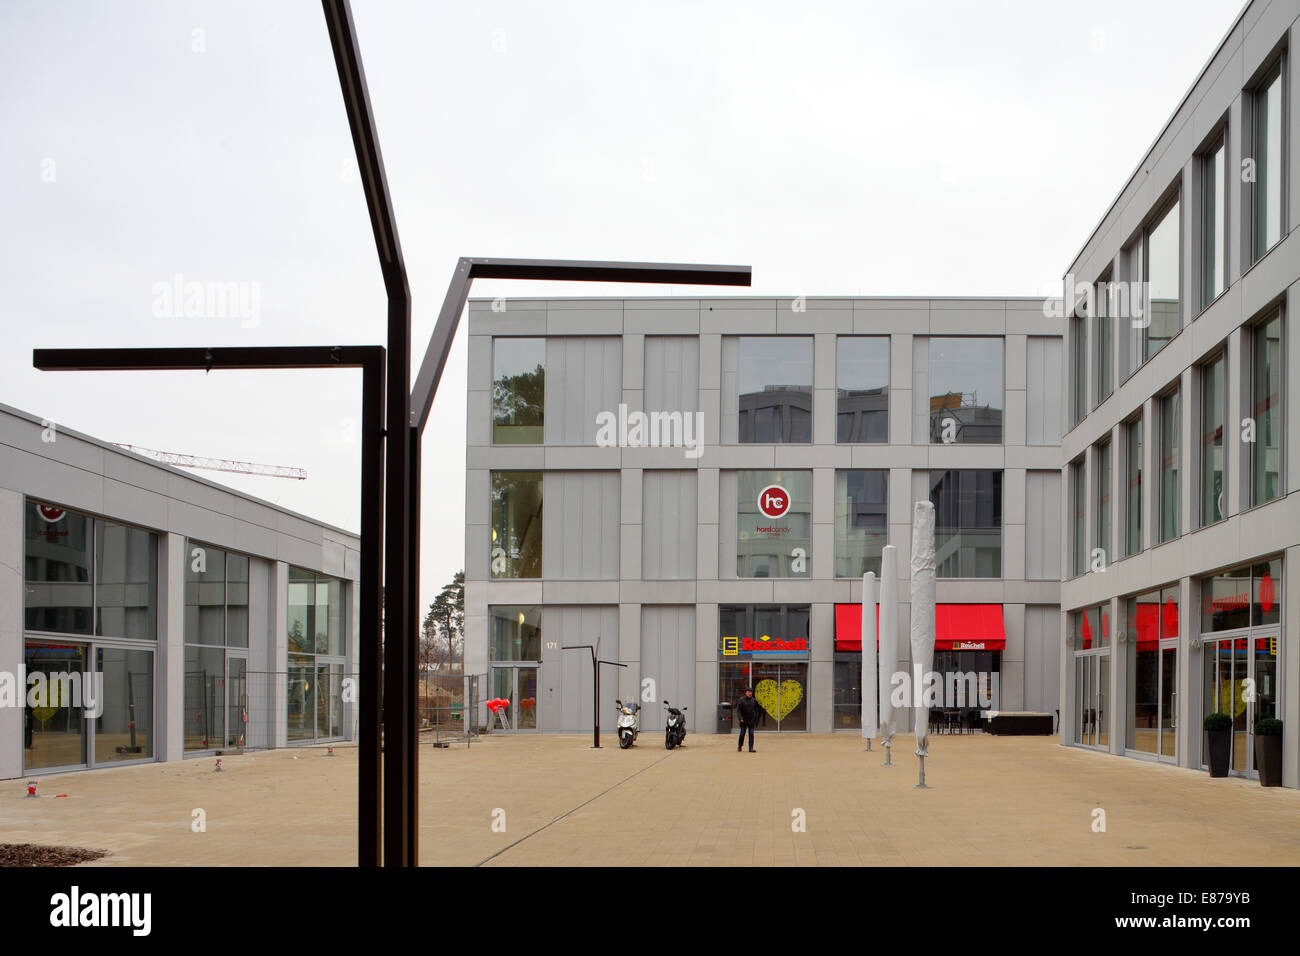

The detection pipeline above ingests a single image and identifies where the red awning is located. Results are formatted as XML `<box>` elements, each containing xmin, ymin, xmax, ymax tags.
<box><xmin>834</xmin><ymin>603</ymin><xmax>1005</xmax><ymax>652</ymax></box>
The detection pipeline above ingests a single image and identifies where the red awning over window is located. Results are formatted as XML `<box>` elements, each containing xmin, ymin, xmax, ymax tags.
<box><xmin>834</xmin><ymin>603</ymin><xmax>1005</xmax><ymax>652</ymax></box>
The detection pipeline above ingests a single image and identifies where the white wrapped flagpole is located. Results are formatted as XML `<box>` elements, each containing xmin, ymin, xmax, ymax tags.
<box><xmin>877</xmin><ymin>544</ymin><xmax>898</xmax><ymax>765</ymax></box>
<box><xmin>910</xmin><ymin>500</ymin><xmax>937</xmax><ymax>788</ymax></box>
<box><xmin>860</xmin><ymin>572</ymin><xmax>878</xmax><ymax>749</ymax></box>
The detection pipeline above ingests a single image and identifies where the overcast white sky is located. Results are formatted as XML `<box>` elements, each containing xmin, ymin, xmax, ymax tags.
<box><xmin>0</xmin><ymin>0</ymin><xmax>1245</xmax><ymax>612</ymax></box>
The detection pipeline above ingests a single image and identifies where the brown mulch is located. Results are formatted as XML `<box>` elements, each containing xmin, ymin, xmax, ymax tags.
<box><xmin>0</xmin><ymin>843</ymin><xmax>108</xmax><ymax>867</ymax></box>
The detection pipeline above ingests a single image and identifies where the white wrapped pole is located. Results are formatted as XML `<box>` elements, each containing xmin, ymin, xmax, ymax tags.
<box><xmin>877</xmin><ymin>544</ymin><xmax>898</xmax><ymax>765</ymax></box>
<box><xmin>910</xmin><ymin>500</ymin><xmax>937</xmax><ymax>788</ymax></box>
<box><xmin>860</xmin><ymin>572</ymin><xmax>878</xmax><ymax>749</ymax></box>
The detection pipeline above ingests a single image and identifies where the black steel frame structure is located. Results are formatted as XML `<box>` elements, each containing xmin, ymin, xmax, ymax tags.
<box><xmin>31</xmin><ymin>346</ymin><xmax>387</xmax><ymax>865</ymax></box>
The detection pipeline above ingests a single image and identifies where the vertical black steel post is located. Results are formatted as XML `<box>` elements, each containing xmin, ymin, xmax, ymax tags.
<box><xmin>358</xmin><ymin>353</ymin><xmax>385</xmax><ymax>866</ymax></box>
<box><xmin>594</xmin><ymin>659</ymin><xmax>600</xmax><ymax>750</ymax></box>
<box><xmin>406</xmin><ymin>423</ymin><xmax>421</xmax><ymax>861</ymax></box>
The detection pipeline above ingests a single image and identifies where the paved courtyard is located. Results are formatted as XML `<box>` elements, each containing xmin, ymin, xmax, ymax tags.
<box><xmin>2</xmin><ymin>732</ymin><xmax>1299</xmax><ymax>866</ymax></box>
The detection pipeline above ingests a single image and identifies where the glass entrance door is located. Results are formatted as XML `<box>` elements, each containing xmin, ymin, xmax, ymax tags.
<box><xmin>490</xmin><ymin>666</ymin><xmax>539</xmax><ymax>731</ymax></box>
<box><xmin>725</xmin><ymin>661</ymin><xmax>808</xmax><ymax>732</ymax></box>
<box><xmin>1131</xmin><ymin>641</ymin><xmax>1176</xmax><ymax>760</ymax></box>
<box><xmin>1204</xmin><ymin>632</ymin><xmax>1278</xmax><ymax>776</ymax></box>
<box><xmin>1073</xmin><ymin>652</ymin><xmax>1109</xmax><ymax>748</ymax></box>
<box><xmin>1158</xmin><ymin>642</ymin><xmax>1177</xmax><ymax>761</ymax></box>
<box><xmin>24</xmin><ymin>640</ymin><xmax>88</xmax><ymax>771</ymax></box>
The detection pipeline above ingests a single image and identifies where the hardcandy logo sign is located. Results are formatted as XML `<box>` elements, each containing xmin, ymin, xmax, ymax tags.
<box><xmin>756</xmin><ymin>484</ymin><xmax>790</xmax><ymax>519</ymax></box>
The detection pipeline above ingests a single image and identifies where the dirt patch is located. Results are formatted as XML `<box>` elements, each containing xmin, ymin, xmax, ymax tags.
<box><xmin>0</xmin><ymin>843</ymin><xmax>108</xmax><ymax>867</ymax></box>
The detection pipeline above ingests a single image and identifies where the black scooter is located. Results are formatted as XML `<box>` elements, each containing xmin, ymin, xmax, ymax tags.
<box><xmin>663</xmin><ymin>699</ymin><xmax>688</xmax><ymax>750</ymax></box>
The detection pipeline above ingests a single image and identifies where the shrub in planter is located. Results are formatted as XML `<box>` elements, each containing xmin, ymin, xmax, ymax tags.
<box><xmin>1254</xmin><ymin>718</ymin><xmax>1283</xmax><ymax>787</ymax></box>
<box><xmin>1203</xmin><ymin>713</ymin><xmax>1232</xmax><ymax>778</ymax></box>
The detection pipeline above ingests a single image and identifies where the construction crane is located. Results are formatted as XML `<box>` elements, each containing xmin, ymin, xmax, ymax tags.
<box><xmin>112</xmin><ymin>444</ymin><xmax>307</xmax><ymax>480</ymax></box>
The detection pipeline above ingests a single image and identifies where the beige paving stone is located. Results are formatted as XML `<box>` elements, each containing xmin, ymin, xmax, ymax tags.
<box><xmin>1</xmin><ymin>732</ymin><xmax>1298</xmax><ymax>865</ymax></box>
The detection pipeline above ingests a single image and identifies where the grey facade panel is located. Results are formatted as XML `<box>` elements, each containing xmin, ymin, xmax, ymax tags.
<box><xmin>644</xmin><ymin>336</ymin><xmax>700</xmax><ymax>414</ymax></box>
<box><xmin>544</xmin><ymin>336</ymin><xmax>622</xmax><ymax>445</ymax></box>
<box><xmin>642</xmin><ymin>470</ymin><xmax>698</xmax><ymax>580</ymax></box>
<box><xmin>1026</xmin><ymin>336</ymin><xmax>1064</xmax><ymax>445</ymax></box>
<box><xmin>640</xmin><ymin>605</ymin><xmax>697</xmax><ymax>732</ymax></box>
<box><xmin>542</xmin><ymin>471</ymin><xmax>620</xmax><ymax>579</ymax></box>
<box><xmin>1023</xmin><ymin>604</ymin><xmax>1061</xmax><ymax>715</ymax></box>
<box><xmin>1025</xmin><ymin>470</ymin><xmax>1063</xmax><ymax>581</ymax></box>
<box><xmin>539</xmin><ymin>605</ymin><xmax>620</xmax><ymax>732</ymax></box>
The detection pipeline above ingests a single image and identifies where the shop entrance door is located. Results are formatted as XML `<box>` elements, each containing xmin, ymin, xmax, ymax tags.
<box><xmin>747</xmin><ymin>662</ymin><xmax>808</xmax><ymax>732</ymax></box>
<box><xmin>226</xmin><ymin>655</ymin><xmax>247</xmax><ymax>748</ymax></box>
<box><xmin>23</xmin><ymin>640</ymin><xmax>88</xmax><ymax>771</ymax></box>
<box><xmin>491</xmin><ymin>665</ymin><xmax>539</xmax><ymax>731</ymax></box>
<box><xmin>1204</xmin><ymin>631</ymin><xmax>1278</xmax><ymax>777</ymax></box>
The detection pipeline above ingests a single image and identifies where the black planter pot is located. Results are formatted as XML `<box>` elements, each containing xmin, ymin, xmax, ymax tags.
<box><xmin>1254</xmin><ymin>735</ymin><xmax>1283</xmax><ymax>787</ymax></box>
<box><xmin>1205</xmin><ymin>730</ymin><xmax>1231</xmax><ymax>777</ymax></box>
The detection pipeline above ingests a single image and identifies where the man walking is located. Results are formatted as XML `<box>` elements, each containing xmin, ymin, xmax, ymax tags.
<box><xmin>736</xmin><ymin>686</ymin><xmax>760</xmax><ymax>752</ymax></box>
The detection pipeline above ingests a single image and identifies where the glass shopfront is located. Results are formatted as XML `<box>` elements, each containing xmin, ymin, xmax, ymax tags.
<box><xmin>719</xmin><ymin>605</ymin><xmax>809</xmax><ymax>732</ymax></box>
<box><xmin>1125</xmin><ymin>585</ymin><xmax>1179</xmax><ymax>761</ymax></box>
<box><xmin>489</xmin><ymin>605</ymin><xmax>542</xmax><ymax>731</ymax></box>
<box><xmin>1200</xmin><ymin>558</ymin><xmax>1281</xmax><ymax>777</ymax></box>
<box><xmin>23</xmin><ymin>500</ymin><xmax>158</xmax><ymax>772</ymax></box>
<box><xmin>1071</xmin><ymin>604</ymin><xmax>1110</xmax><ymax>750</ymax></box>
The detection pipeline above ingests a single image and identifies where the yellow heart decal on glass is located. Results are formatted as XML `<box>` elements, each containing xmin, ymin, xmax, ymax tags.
<box><xmin>754</xmin><ymin>679</ymin><xmax>803</xmax><ymax>721</ymax></box>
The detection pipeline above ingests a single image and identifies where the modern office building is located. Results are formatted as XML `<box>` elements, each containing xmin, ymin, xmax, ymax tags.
<box><xmin>464</xmin><ymin>297</ymin><xmax>1064</xmax><ymax>735</ymax></box>
<box><xmin>1061</xmin><ymin>0</ymin><xmax>1300</xmax><ymax>785</ymax></box>
<box><xmin>0</xmin><ymin>402</ymin><xmax>360</xmax><ymax>778</ymax></box>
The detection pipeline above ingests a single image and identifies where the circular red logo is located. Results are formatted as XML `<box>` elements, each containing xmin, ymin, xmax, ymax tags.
<box><xmin>756</xmin><ymin>485</ymin><xmax>790</xmax><ymax>519</ymax></box>
<box><xmin>37</xmin><ymin>504</ymin><xmax>65</xmax><ymax>523</ymax></box>
<box><xmin>1260</xmin><ymin>572</ymin><xmax>1275</xmax><ymax>616</ymax></box>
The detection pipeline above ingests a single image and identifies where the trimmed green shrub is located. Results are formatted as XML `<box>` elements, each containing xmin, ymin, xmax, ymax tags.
<box><xmin>1254</xmin><ymin>717</ymin><xmax>1283</xmax><ymax>737</ymax></box>
<box><xmin>1203</xmin><ymin>712</ymin><xmax>1232</xmax><ymax>732</ymax></box>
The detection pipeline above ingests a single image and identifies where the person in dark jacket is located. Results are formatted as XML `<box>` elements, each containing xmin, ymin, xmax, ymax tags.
<box><xmin>736</xmin><ymin>687</ymin><xmax>761</xmax><ymax>752</ymax></box>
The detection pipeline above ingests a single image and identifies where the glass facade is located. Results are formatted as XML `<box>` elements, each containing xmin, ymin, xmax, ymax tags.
<box><xmin>1071</xmin><ymin>603</ymin><xmax>1110</xmax><ymax>749</ymax></box>
<box><xmin>490</xmin><ymin>471</ymin><xmax>543</xmax><ymax>578</ymax></box>
<box><xmin>1253</xmin><ymin>64</ymin><xmax>1284</xmax><ymax>260</ymax></box>
<box><xmin>1070</xmin><ymin>316</ymin><xmax>1086</xmax><ymax>427</ymax></box>
<box><xmin>286</xmin><ymin>567</ymin><xmax>347</xmax><ymax>744</ymax></box>
<box><xmin>835</xmin><ymin>336</ymin><xmax>889</xmax><ymax>442</ymax></box>
<box><xmin>492</xmin><ymin>337</ymin><xmax>545</xmax><ymax>444</ymax></box>
<box><xmin>489</xmin><ymin>606</ymin><xmax>542</xmax><ymax>732</ymax></box>
<box><xmin>1095</xmin><ymin>275</ymin><xmax>1113</xmax><ymax>404</ymax></box>
<box><xmin>1158</xmin><ymin>388</ymin><xmax>1180</xmax><ymax>543</ymax></box>
<box><xmin>737</xmin><ymin>336</ymin><xmax>813</xmax><ymax>443</ymax></box>
<box><xmin>928</xmin><ymin>337</ymin><xmax>1003</xmax><ymax>444</ymax></box>
<box><xmin>1144</xmin><ymin>198</ymin><xmax>1180</xmax><ymax>361</ymax></box>
<box><xmin>1202</xmin><ymin>135</ymin><xmax>1226</xmax><ymax>306</ymax></box>
<box><xmin>1124</xmin><ymin>417</ymin><xmax>1143</xmax><ymax>557</ymax></box>
<box><xmin>1070</xmin><ymin>459</ymin><xmax>1086</xmax><ymax>577</ymax></box>
<box><xmin>833</xmin><ymin>470</ymin><xmax>887</xmax><ymax>578</ymax></box>
<box><xmin>930</xmin><ymin>470</ymin><xmax>1002</xmax><ymax>578</ymax></box>
<box><xmin>183</xmin><ymin>543</ymin><xmax>251</xmax><ymax>752</ymax></box>
<box><xmin>22</xmin><ymin>500</ymin><xmax>159</xmax><ymax>771</ymax></box>
<box><xmin>735</xmin><ymin>469</ymin><xmax>812</xmax><ymax>578</ymax></box>
<box><xmin>719</xmin><ymin>605</ymin><xmax>810</xmax><ymax>732</ymax></box>
<box><xmin>1095</xmin><ymin>440</ymin><xmax>1111</xmax><ymax>566</ymax></box>
<box><xmin>1200</xmin><ymin>353</ymin><xmax>1225</xmax><ymax>526</ymax></box>
<box><xmin>1125</xmin><ymin>585</ymin><xmax>1179</xmax><ymax>759</ymax></box>
<box><xmin>1251</xmin><ymin>312</ymin><xmax>1283</xmax><ymax>506</ymax></box>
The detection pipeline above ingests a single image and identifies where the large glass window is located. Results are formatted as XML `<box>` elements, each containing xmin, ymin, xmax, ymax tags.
<box><xmin>836</xmin><ymin>336</ymin><xmax>889</xmax><ymax>442</ymax></box>
<box><xmin>1095</xmin><ymin>440</ymin><xmax>1112</xmax><ymax>566</ymax></box>
<box><xmin>492</xmin><ymin>337</ymin><xmax>545</xmax><ymax>444</ymax></box>
<box><xmin>929</xmin><ymin>470</ymin><xmax>1002</xmax><ymax>578</ymax></box>
<box><xmin>737</xmin><ymin>337</ymin><xmax>813</xmax><ymax>443</ymax></box>
<box><xmin>94</xmin><ymin>647</ymin><xmax>154</xmax><ymax>764</ymax></box>
<box><xmin>736</xmin><ymin>470</ymin><xmax>812</xmax><ymax>578</ymax></box>
<box><xmin>928</xmin><ymin>338</ymin><xmax>1003</xmax><ymax>444</ymax></box>
<box><xmin>23</xmin><ymin>501</ymin><xmax>157</xmax><ymax>640</ymax></box>
<box><xmin>490</xmin><ymin>471</ymin><xmax>543</xmax><ymax>578</ymax></box>
<box><xmin>1144</xmin><ymin>197</ymin><xmax>1180</xmax><ymax>361</ymax></box>
<box><xmin>1158</xmin><ymin>388</ymin><xmax>1180</xmax><ymax>543</ymax></box>
<box><xmin>1124</xmin><ymin>417</ymin><xmax>1143</xmax><ymax>557</ymax></box>
<box><xmin>490</xmin><ymin>605</ymin><xmax>542</xmax><ymax>662</ymax></box>
<box><xmin>285</xmin><ymin>567</ymin><xmax>346</xmax><ymax>744</ymax></box>
<box><xmin>1202</xmin><ymin>134</ymin><xmax>1226</xmax><ymax>306</ymax></box>
<box><xmin>1200</xmin><ymin>353</ymin><xmax>1226</xmax><ymax>526</ymax></box>
<box><xmin>1126</xmin><ymin>585</ymin><xmax>1179</xmax><ymax>758</ymax></box>
<box><xmin>719</xmin><ymin>605</ymin><xmax>810</xmax><ymax>733</ymax></box>
<box><xmin>24</xmin><ymin>502</ymin><xmax>92</xmax><ymax>634</ymax></box>
<box><xmin>1070</xmin><ymin>315</ymin><xmax>1086</xmax><ymax>428</ymax></box>
<box><xmin>1070</xmin><ymin>459</ymin><xmax>1086</xmax><ymax>577</ymax></box>
<box><xmin>1095</xmin><ymin>274</ymin><xmax>1113</xmax><ymax>404</ymax></box>
<box><xmin>1251</xmin><ymin>312</ymin><xmax>1283</xmax><ymax>506</ymax></box>
<box><xmin>183</xmin><ymin>543</ymin><xmax>251</xmax><ymax>753</ymax></box>
<box><xmin>834</xmin><ymin>470</ymin><xmax>887</xmax><ymax>577</ymax></box>
<box><xmin>1252</xmin><ymin>63</ymin><xmax>1285</xmax><ymax>260</ymax></box>
<box><xmin>1201</xmin><ymin>558</ymin><xmax>1281</xmax><ymax>633</ymax></box>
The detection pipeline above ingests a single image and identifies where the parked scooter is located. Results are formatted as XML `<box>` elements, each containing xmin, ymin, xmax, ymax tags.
<box><xmin>663</xmin><ymin>700</ymin><xmax>688</xmax><ymax>750</ymax></box>
<box><xmin>615</xmin><ymin>699</ymin><xmax>640</xmax><ymax>749</ymax></box>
